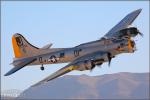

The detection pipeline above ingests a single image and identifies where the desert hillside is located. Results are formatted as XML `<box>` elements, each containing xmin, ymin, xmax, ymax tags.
<box><xmin>18</xmin><ymin>72</ymin><xmax>149</xmax><ymax>99</ymax></box>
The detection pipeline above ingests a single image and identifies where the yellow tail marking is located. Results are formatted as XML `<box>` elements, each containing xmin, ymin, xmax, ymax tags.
<box><xmin>12</xmin><ymin>36</ymin><xmax>22</xmax><ymax>58</ymax></box>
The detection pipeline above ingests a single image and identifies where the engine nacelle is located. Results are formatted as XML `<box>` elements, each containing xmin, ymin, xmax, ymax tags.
<box><xmin>118</xmin><ymin>27</ymin><xmax>139</xmax><ymax>38</ymax></box>
<box><xmin>76</xmin><ymin>60</ymin><xmax>94</xmax><ymax>71</ymax></box>
<box><xmin>75</xmin><ymin>52</ymin><xmax>113</xmax><ymax>71</ymax></box>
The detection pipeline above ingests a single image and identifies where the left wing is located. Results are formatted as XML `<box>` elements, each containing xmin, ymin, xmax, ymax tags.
<box><xmin>104</xmin><ymin>9</ymin><xmax>142</xmax><ymax>38</ymax></box>
<box><xmin>32</xmin><ymin>51</ymin><xmax>108</xmax><ymax>87</ymax></box>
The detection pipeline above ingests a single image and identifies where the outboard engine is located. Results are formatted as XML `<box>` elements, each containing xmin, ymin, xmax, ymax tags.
<box><xmin>118</xmin><ymin>27</ymin><xmax>143</xmax><ymax>38</ymax></box>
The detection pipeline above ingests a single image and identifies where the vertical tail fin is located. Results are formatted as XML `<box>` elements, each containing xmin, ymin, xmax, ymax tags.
<box><xmin>4</xmin><ymin>33</ymin><xmax>39</xmax><ymax>76</ymax></box>
<box><xmin>12</xmin><ymin>33</ymin><xmax>39</xmax><ymax>58</ymax></box>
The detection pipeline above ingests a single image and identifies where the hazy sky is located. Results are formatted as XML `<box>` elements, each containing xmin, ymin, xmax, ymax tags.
<box><xmin>1</xmin><ymin>1</ymin><xmax>149</xmax><ymax>91</ymax></box>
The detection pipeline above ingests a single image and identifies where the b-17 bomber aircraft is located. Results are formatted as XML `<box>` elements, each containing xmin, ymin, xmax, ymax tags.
<box><xmin>5</xmin><ymin>9</ymin><xmax>143</xmax><ymax>86</ymax></box>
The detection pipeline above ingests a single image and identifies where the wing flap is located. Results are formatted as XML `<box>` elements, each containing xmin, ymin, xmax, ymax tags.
<box><xmin>41</xmin><ymin>43</ymin><xmax>53</xmax><ymax>49</ymax></box>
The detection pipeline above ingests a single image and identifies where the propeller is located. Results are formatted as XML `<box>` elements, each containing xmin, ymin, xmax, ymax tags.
<box><xmin>90</xmin><ymin>59</ymin><xmax>103</xmax><ymax>72</ymax></box>
<box><xmin>90</xmin><ymin>64</ymin><xmax>102</xmax><ymax>72</ymax></box>
<box><xmin>137</xmin><ymin>29</ymin><xmax>143</xmax><ymax>37</ymax></box>
<box><xmin>91</xmin><ymin>65</ymin><xmax>96</xmax><ymax>71</ymax></box>
<box><xmin>107</xmin><ymin>53</ymin><xmax>112</xmax><ymax>67</ymax></box>
<box><xmin>138</xmin><ymin>31</ymin><xmax>143</xmax><ymax>37</ymax></box>
<box><xmin>90</xmin><ymin>60</ymin><xmax>96</xmax><ymax>72</ymax></box>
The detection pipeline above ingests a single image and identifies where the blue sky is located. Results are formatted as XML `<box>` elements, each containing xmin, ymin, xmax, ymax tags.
<box><xmin>1</xmin><ymin>1</ymin><xmax>149</xmax><ymax>91</ymax></box>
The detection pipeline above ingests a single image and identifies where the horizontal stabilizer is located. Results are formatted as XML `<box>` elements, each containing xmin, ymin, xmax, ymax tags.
<box><xmin>4</xmin><ymin>58</ymin><xmax>37</xmax><ymax>76</ymax></box>
<box><xmin>41</xmin><ymin>43</ymin><xmax>53</xmax><ymax>49</ymax></box>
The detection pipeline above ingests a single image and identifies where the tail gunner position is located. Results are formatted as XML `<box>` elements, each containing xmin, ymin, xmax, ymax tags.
<box><xmin>5</xmin><ymin>9</ymin><xmax>143</xmax><ymax>86</ymax></box>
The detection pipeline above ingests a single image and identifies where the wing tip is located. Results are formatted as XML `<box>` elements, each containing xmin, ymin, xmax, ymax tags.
<box><xmin>129</xmin><ymin>8</ymin><xmax>142</xmax><ymax>18</ymax></box>
<box><xmin>4</xmin><ymin>72</ymin><xmax>10</xmax><ymax>76</ymax></box>
<box><xmin>135</xmin><ymin>8</ymin><xmax>142</xmax><ymax>14</ymax></box>
<box><xmin>4</xmin><ymin>68</ymin><xmax>15</xmax><ymax>76</ymax></box>
<box><xmin>137</xmin><ymin>8</ymin><xmax>142</xmax><ymax>12</ymax></box>
<box><xmin>131</xmin><ymin>8</ymin><xmax>142</xmax><ymax>17</ymax></box>
<box><xmin>31</xmin><ymin>82</ymin><xmax>44</xmax><ymax>88</ymax></box>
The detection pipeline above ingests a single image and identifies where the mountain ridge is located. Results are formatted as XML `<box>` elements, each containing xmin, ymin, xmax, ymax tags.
<box><xmin>18</xmin><ymin>72</ymin><xmax>149</xmax><ymax>99</ymax></box>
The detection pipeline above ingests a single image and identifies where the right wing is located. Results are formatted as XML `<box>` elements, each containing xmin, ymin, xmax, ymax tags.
<box><xmin>104</xmin><ymin>9</ymin><xmax>142</xmax><ymax>38</ymax></box>
<box><xmin>32</xmin><ymin>64</ymin><xmax>79</xmax><ymax>87</ymax></box>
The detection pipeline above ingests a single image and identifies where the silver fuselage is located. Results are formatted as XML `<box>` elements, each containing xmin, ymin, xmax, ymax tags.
<box><xmin>28</xmin><ymin>38</ymin><xmax>134</xmax><ymax>66</ymax></box>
